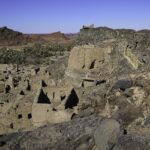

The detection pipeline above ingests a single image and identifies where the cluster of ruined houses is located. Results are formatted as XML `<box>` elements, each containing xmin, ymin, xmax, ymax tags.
<box><xmin>0</xmin><ymin>44</ymin><xmax>142</xmax><ymax>135</ymax></box>
<box><xmin>0</xmin><ymin>64</ymin><xmax>80</xmax><ymax>135</ymax></box>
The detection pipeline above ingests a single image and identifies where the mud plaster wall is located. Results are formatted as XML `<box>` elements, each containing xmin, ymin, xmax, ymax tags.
<box><xmin>32</xmin><ymin>103</ymin><xmax>52</xmax><ymax>127</ymax></box>
<box><xmin>47</xmin><ymin>110</ymin><xmax>72</xmax><ymax>124</ymax></box>
<box><xmin>8</xmin><ymin>103</ymin><xmax>33</xmax><ymax>129</ymax></box>
<box><xmin>32</xmin><ymin>103</ymin><xmax>73</xmax><ymax>126</ymax></box>
<box><xmin>0</xmin><ymin>82</ymin><xmax>5</xmax><ymax>93</ymax></box>
<box><xmin>0</xmin><ymin>103</ymin><xmax>13</xmax><ymax>113</ymax></box>
<box><xmin>67</xmin><ymin>46</ymin><xmax>105</xmax><ymax>71</ymax></box>
<box><xmin>0</xmin><ymin>103</ymin><xmax>32</xmax><ymax>134</ymax></box>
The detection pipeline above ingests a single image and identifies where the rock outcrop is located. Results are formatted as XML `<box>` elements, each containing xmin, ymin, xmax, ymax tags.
<box><xmin>94</xmin><ymin>119</ymin><xmax>121</xmax><ymax>150</ymax></box>
<box><xmin>0</xmin><ymin>115</ymin><xmax>150</xmax><ymax>150</ymax></box>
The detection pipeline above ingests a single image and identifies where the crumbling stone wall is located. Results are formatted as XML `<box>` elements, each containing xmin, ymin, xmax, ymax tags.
<box><xmin>32</xmin><ymin>103</ymin><xmax>52</xmax><ymax>127</ymax></box>
<box><xmin>0</xmin><ymin>81</ymin><xmax>5</xmax><ymax>93</ymax></box>
<box><xmin>11</xmin><ymin>103</ymin><xmax>33</xmax><ymax>129</ymax></box>
<box><xmin>0</xmin><ymin>102</ymin><xmax>33</xmax><ymax>134</ymax></box>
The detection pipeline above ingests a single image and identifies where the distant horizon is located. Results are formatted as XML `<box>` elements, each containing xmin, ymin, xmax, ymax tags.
<box><xmin>1</xmin><ymin>25</ymin><xmax>150</xmax><ymax>34</ymax></box>
<box><xmin>0</xmin><ymin>0</ymin><xmax>150</xmax><ymax>33</ymax></box>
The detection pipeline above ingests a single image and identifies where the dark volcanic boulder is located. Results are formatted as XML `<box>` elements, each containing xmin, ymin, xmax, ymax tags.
<box><xmin>112</xmin><ymin>80</ymin><xmax>133</xmax><ymax>91</ymax></box>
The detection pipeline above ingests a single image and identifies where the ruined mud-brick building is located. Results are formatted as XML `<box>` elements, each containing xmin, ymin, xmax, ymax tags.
<box><xmin>65</xmin><ymin>44</ymin><xmax>116</xmax><ymax>87</ymax></box>
<box><xmin>65</xmin><ymin>43</ymin><xmax>143</xmax><ymax>87</ymax></box>
<box><xmin>0</xmin><ymin>94</ymin><xmax>34</xmax><ymax>135</ymax></box>
<box><xmin>0</xmin><ymin>63</ymin><xmax>80</xmax><ymax>135</ymax></box>
<box><xmin>32</xmin><ymin>86</ymin><xmax>79</xmax><ymax>126</ymax></box>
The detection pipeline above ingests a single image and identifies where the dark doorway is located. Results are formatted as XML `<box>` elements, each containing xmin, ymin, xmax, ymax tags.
<box><xmin>26</xmin><ymin>80</ymin><xmax>31</xmax><ymax>91</ymax></box>
<box><xmin>5</xmin><ymin>85</ymin><xmax>11</xmax><ymax>93</ymax></box>
<box><xmin>65</xmin><ymin>89</ymin><xmax>79</xmax><ymax>109</ymax></box>
<box><xmin>124</xmin><ymin>129</ymin><xmax>127</xmax><ymax>135</ymax></box>
<box><xmin>52</xmin><ymin>108</ymin><xmax>57</xmax><ymax>111</ymax></box>
<box><xmin>42</xmin><ymin>80</ymin><xmax>47</xmax><ymax>87</ymax></box>
<box><xmin>26</xmin><ymin>84</ymin><xmax>31</xmax><ymax>91</ymax></box>
<box><xmin>61</xmin><ymin>95</ymin><xmax>66</xmax><ymax>101</ymax></box>
<box><xmin>35</xmin><ymin>68</ymin><xmax>40</xmax><ymax>74</ymax></box>
<box><xmin>89</xmin><ymin>60</ymin><xmax>96</xmax><ymax>69</ymax></box>
<box><xmin>28</xmin><ymin>113</ymin><xmax>32</xmax><ymax>119</ymax></box>
<box><xmin>18</xmin><ymin>114</ymin><xmax>22</xmax><ymax>119</ymax></box>
<box><xmin>20</xmin><ymin>90</ymin><xmax>25</xmax><ymax>95</ymax></box>
<box><xmin>10</xmin><ymin>123</ymin><xmax>13</xmax><ymax>129</ymax></box>
<box><xmin>37</xmin><ymin>90</ymin><xmax>51</xmax><ymax>104</ymax></box>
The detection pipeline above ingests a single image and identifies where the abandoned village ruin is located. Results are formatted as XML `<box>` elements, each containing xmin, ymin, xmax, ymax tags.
<box><xmin>0</xmin><ymin>36</ymin><xmax>144</xmax><ymax>135</ymax></box>
<box><xmin>0</xmin><ymin>25</ymin><xmax>150</xmax><ymax>150</ymax></box>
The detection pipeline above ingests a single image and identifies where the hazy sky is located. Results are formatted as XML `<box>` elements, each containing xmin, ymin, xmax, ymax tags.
<box><xmin>0</xmin><ymin>0</ymin><xmax>149</xmax><ymax>33</ymax></box>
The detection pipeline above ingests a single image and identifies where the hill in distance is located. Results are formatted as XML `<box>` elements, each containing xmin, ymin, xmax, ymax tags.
<box><xmin>0</xmin><ymin>26</ymin><xmax>30</xmax><ymax>46</ymax></box>
<box><xmin>0</xmin><ymin>26</ymin><xmax>74</xmax><ymax>46</ymax></box>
